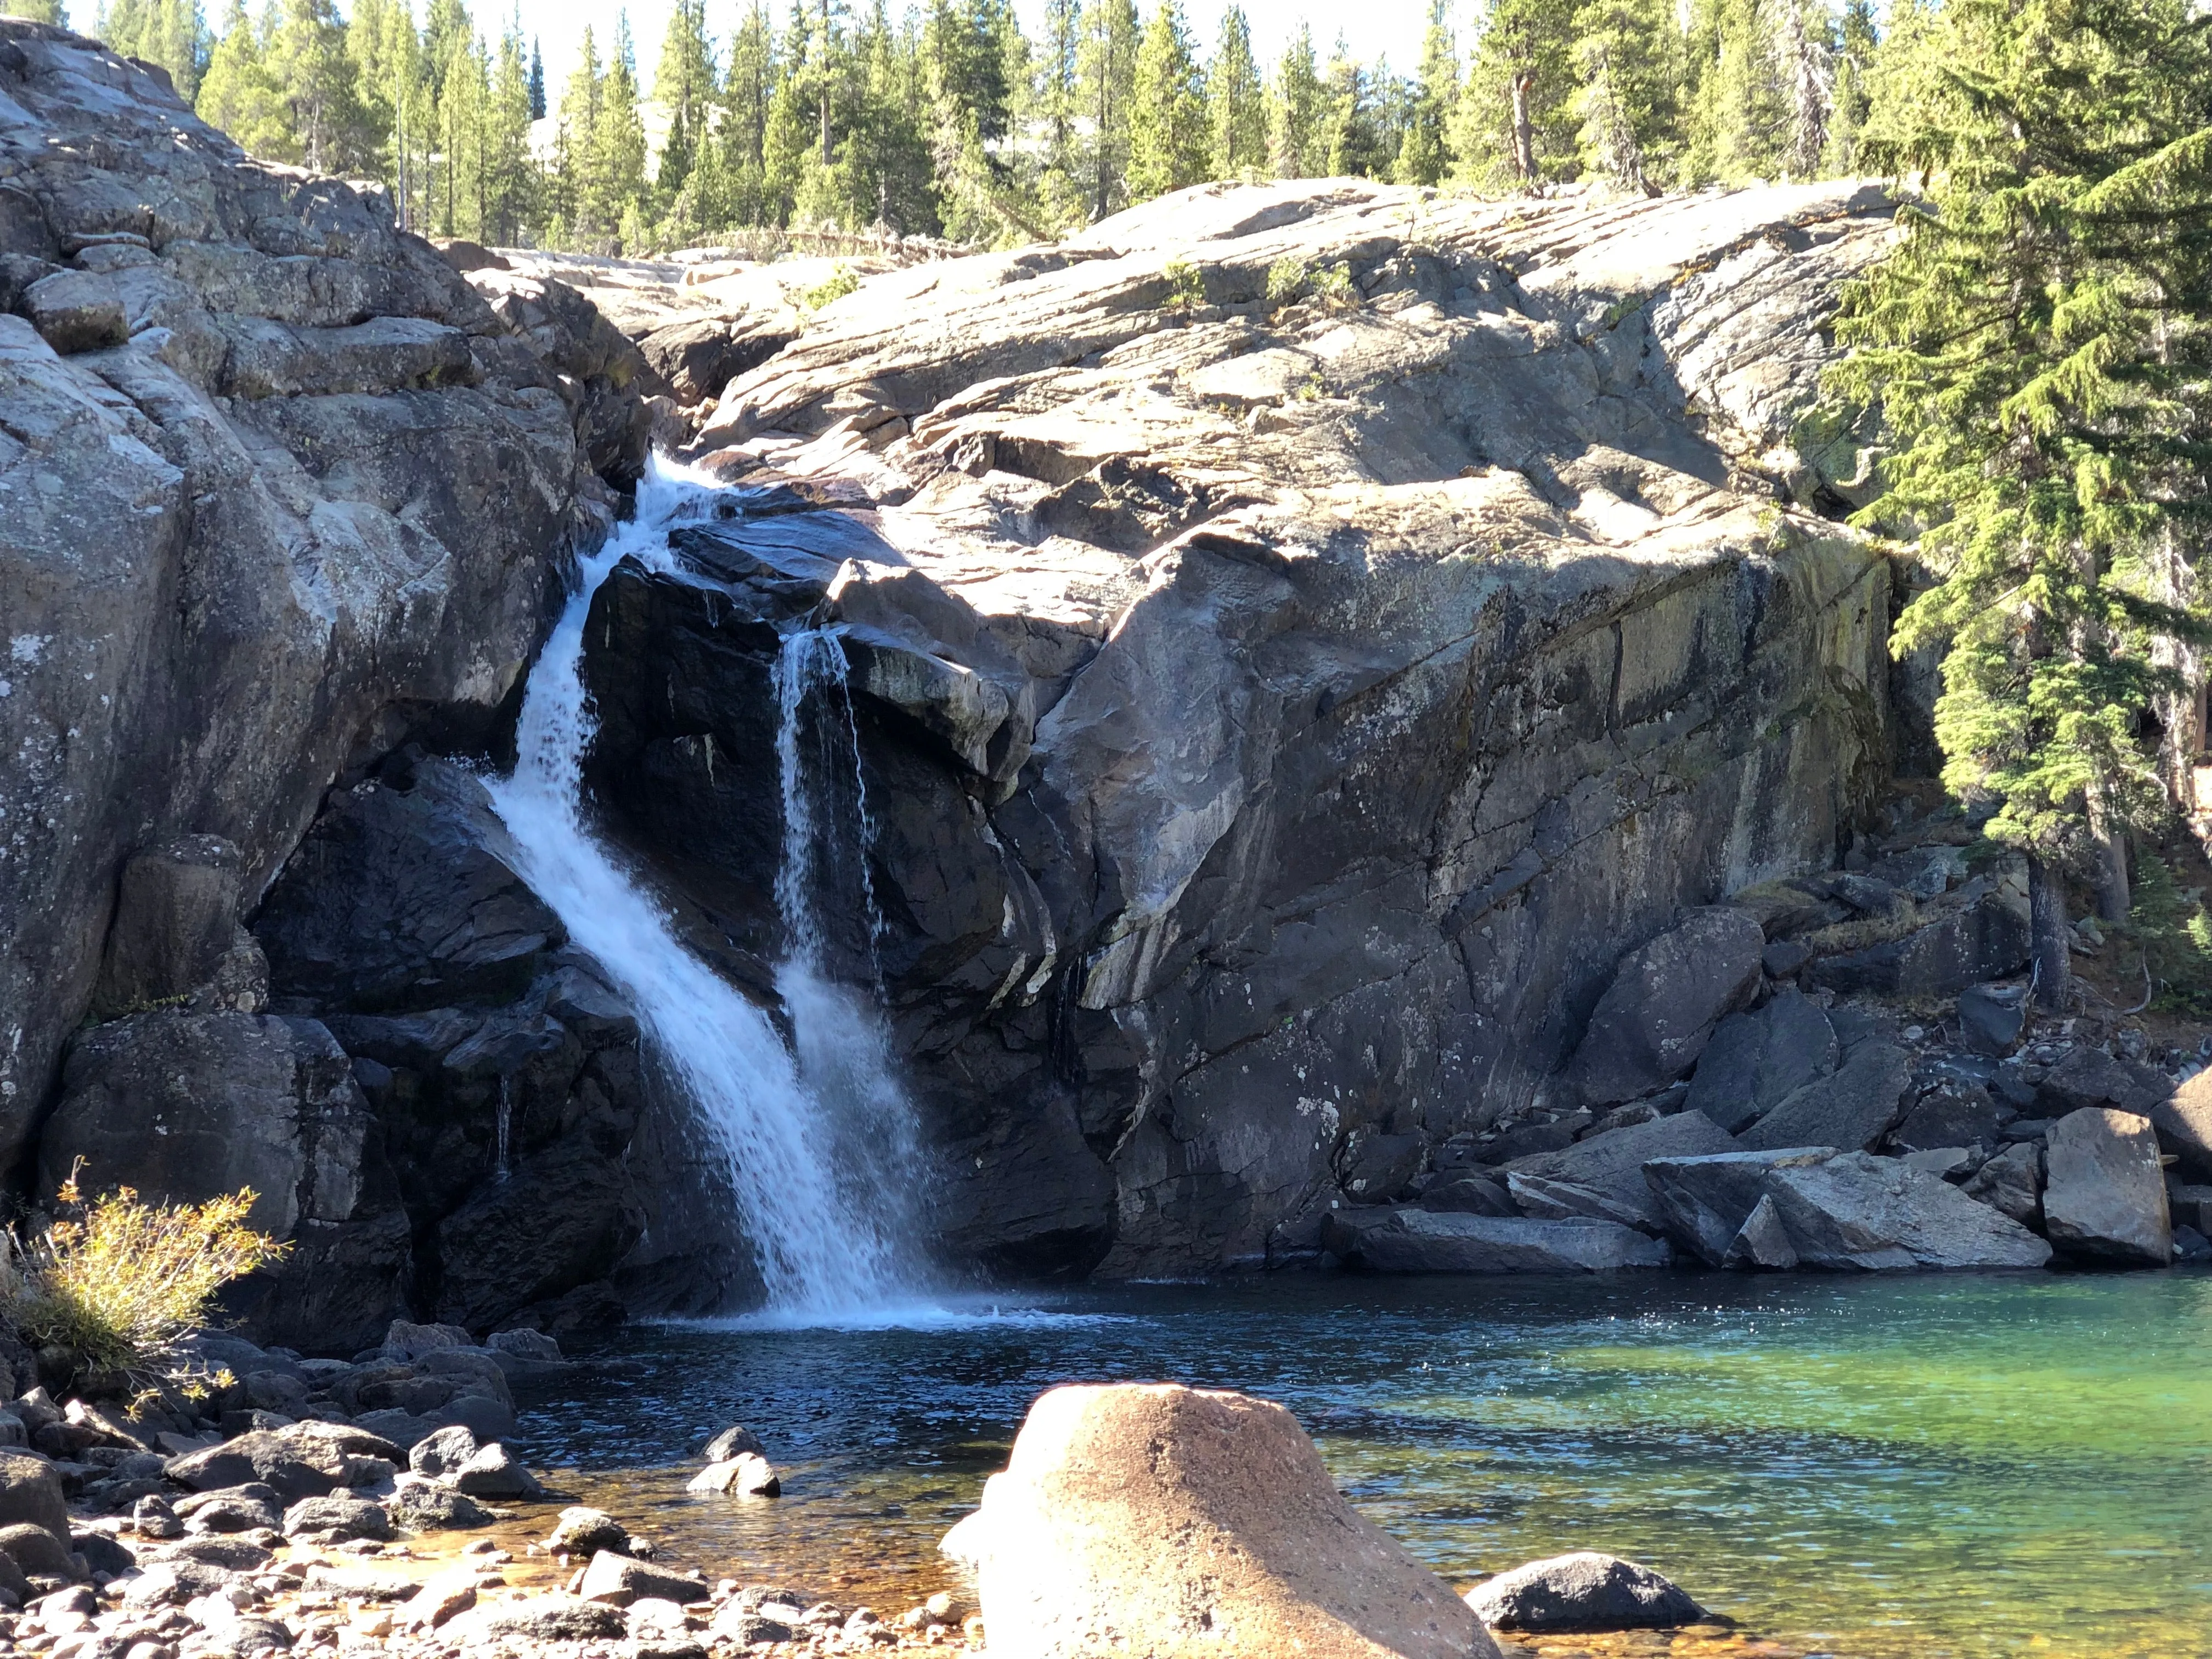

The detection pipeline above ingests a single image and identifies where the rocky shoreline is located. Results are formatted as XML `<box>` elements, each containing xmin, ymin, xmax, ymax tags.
<box><xmin>0</xmin><ymin>1321</ymin><xmax>1831</xmax><ymax>1659</ymax></box>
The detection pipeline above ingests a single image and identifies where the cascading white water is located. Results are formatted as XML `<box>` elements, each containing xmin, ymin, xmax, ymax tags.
<box><xmin>771</xmin><ymin>631</ymin><xmax>927</xmax><ymax>1263</ymax></box>
<box><xmin>486</xmin><ymin>456</ymin><xmax>918</xmax><ymax>1321</ymax></box>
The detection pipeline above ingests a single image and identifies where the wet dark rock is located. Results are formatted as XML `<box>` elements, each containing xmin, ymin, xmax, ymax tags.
<box><xmin>448</xmin><ymin>1441</ymin><xmax>543</xmax><ymax>1499</ymax></box>
<box><xmin>0</xmin><ymin>1521</ymin><xmax>80</xmax><ymax>1581</ymax></box>
<box><xmin>702</xmin><ymin>1426</ymin><xmax>765</xmax><ymax>1462</ymax></box>
<box><xmin>174</xmin><ymin>1486</ymin><xmax>284</xmax><ymax>1534</ymax></box>
<box><xmin>578</xmin><ymin>1550</ymin><xmax>708</xmax><ymax>1607</ymax></box>
<box><xmin>1957</xmin><ymin>982</ymin><xmax>2028</xmax><ymax>1057</ymax></box>
<box><xmin>1960</xmin><ymin>1142</ymin><xmax>2042</xmax><ymax>1227</ymax></box>
<box><xmin>407</xmin><ymin>1425</ymin><xmax>478</xmax><ymax>1479</ymax></box>
<box><xmin>1503</xmin><ymin>1111</ymin><xmax>1739</xmax><ymax>1231</ymax></box>
<box><xmin>548</xmin><ymin>1507</ymin><xmax>632</xmax><ymax>1557</ymax></box>
<box><xmin>1336</xmin><ymin>1130</ymin><xmax>1426</xmax><ymax>1203</ymax></box>
<box><xmin>281</xmin><ymin>1493</ymin><xmax>389</xmax><ymax>1541</ymax></box>
<box><xmin>1804</xmin><ymin>896</ymin><xmax>2030</xmax><ymax>998</ymax></box>
<box><xmin>1566</xmin><ymin>909</ymin><xmax>1767</xmax><ymax>1107</ymax></box>
<box><xmin>477</xmin><ymin>1595</ymin><xmax>630</xmax><ymax>1640</ymax></box>
<box><xmin>0</xmin><ymin>1452</ymin><xmax>67</xmax><ymax>1542</ymax></box>
<box><xmin>1416</xmin><ymin>1175</ymin><xmax>1516</xmax><ymax>1216</ymax></box>
<box><xmin>157</xmin><ymin>1536</ymin><xmax>272</xmax><ymax>1571</ymax></box>
<box><xmin>1465</xmin><ymin>1551</ymin><xmax>1707</xmax><ymax>1632</ymax></box>
<box><xmin>2038</xmin><ymin>1048</ymin><xmax>2171</xmax><ymax>1118</ymax></box>
<box><xmin>387</xmin><ymin>1483</ymin><xmax>491</xmax><ymax>1532</ymax></box>
<box><xmin>1890</xmin><ymin>1081</ymin><xmax>2011</xmax><ymax>1155</ymax></box>
<box><xmin>2042</xmin><ymin>1109</ymin><xmax>2171</xmax><ymax>1266</ymax></box>
<box><xmin>1323</xmin><ymin>1208</ymin><xmax>1669</xmax><ymax>1272</ymax></box>
<box><xmin>1482</xmin><ymin>1119</ymin><xmax>1585</xmax><ymax>1163</ymax></box>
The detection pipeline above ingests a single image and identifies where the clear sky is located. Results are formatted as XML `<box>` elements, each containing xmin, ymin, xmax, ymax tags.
<box><xmin>519</xmin><ymin>0</ymin><xmax>1454</xmax><ymax>105</ymax></box>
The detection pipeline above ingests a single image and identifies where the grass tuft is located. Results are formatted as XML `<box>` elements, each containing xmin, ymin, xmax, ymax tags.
<box><xmin>2</xmin><ymin>1171</ymin><xmax>288</xmax><ymax>1382</ymax></box>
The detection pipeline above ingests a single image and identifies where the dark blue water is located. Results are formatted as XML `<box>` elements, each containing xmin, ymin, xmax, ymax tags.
<box><xmin>516</xmin><ymin>1271</ymin><xmax>2212</xmax><ymax>1657</ymax></box>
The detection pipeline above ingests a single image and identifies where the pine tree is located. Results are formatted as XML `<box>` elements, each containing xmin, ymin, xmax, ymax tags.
<box><xmin>1126</xmin><ymin>0</ymin><xmax>1204</xmax><ymax>200</ymax></box>
<box><xmin>1572</xmin><ymin>0</ymin><xmax>1680</xmax><ymax>193</ymax></box>
<box><xmin>1205</xmin><ymin>6</ymin><xmax>1263</xmax><ymax>181</ymax></box>
<box><xmin>527</xmin><ymin>34</ymin><xmax>544</xmax><ymax>119</ymax></box>
<box><xmin>720</xmin><ymin>2</ymin><xmax>777</xmax><ymax>225</ymax></box>
<box><xmin>593</xmin><ymin>12</ymin><xmax>650</xmax><ymax>247</ymax></box>
<box><xmin>485</xmin><ymin>16</ymin><xmax>535</xmax><ymax>242</ymax></box>
<box><xmin>1320</xmin><ymin>35</ymin><xmax>1385</xmax><ymax>178</ymax></box>
<box><xmin>1076</xmin><ymin>0</ymin><xmax>1138</xmax><ymax>218</ymax></box>
<box><xmin>1393</xmin><ymin>1</ymin><xmax>1457</xmax><ymax>188</ymax></box>
<box><xmin>1032</xmin><ymin>0</ymin><xmax>1084</xmax><ymax>224</ymax></box>
<box><xmin>551</xmin><ymin>22</ymin><xmax>603</xmax><ymax>242</ymax></box>
<box><xmin>1826</xmin><ymin>0</ymin><xmax>2212</xmax><ymax>1006</ymax></box>
<box><xmin>1454</xmin><ymin>0</ymin><xmax>1577</xmax><ymax>190</ymax></box>
<box><xmin>1266</xmin><ymin>22</ymin><xmax>1323</xmax><ymax>178</ymax></box>
<box><xmin>101</xmin><ymin>0</ymin><xmax>212</xmax><ymax>103</ymax></box>
<box><xmin>1820</xmin><ymin>0</ymin><xmax>1873</xmax><ymax>174</ymax></box>
<box><xmin>653</xmin><ymin>0</ymin><xmax>716</xmax><ymax>208</ymax></box>
<box><xmin>1</xmin><ymin>0</ymin><xmax>66</xmax><ymax>25</ymax></box>
<box><xmin>198</xmin><ymin>0</ymin><xmax>294</xmax><ymax>156</ymax></box>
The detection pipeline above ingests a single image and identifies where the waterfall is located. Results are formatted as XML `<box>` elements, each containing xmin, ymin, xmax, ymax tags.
<box><xmin>486</xmin><ymin>456</ymin><xmax>919</xmax><ymax>1321</ymax></box>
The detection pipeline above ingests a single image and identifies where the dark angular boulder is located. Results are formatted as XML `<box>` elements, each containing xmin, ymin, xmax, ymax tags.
<box><xmin>1683</xmin><ymin>986</ymin><xmax>1838</xmax><ymax>1133</ymax></box>
<box><xmin>1502</xmin><ymin>1110</ymin><xmax>1740</xmax><ymax>1229</ymax></box>
<box><xmin>1738</xmin><ymin>1040</ymin><xmax>1912</xmax><ymax>1154</ymax></box>
<box><xmin>1567</xmin><ymin>909</ymin><xmax>1767</xmax><ymax>1107</ymax></box>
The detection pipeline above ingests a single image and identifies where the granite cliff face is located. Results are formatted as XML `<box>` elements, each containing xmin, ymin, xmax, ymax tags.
<box><xmin>0</xmin><ymin>22</ymin><xmax>692</xmax><ymax>1345</ymax></box>
<box><xmin>2</xmin><ymin>20</ymin><xmax>1917</xmax><ymax>1328</ymax></box>
<box><xmin>574</xmin><ymin>177</ymin><xmax>1902</xmax><ymax>1278</ymax></box>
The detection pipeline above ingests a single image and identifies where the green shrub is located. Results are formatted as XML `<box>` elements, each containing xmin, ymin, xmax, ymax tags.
<box><xmin>1310</xmin><ymin>261</ymin><xmax>1357</xmax><ymax>310</ymax></box>
<box><xmin>3</xmin><ymin>1175</ymin><xmax>287</xmax><ymax>1381</ymax></box>
<box><xmin>1265</xmin><ymin>256</ymin><xmax>1310</xmax><ymax>306</ymax></box>
<box><xmin>2123</xmin><ymin>852</ymin><xmax>2212</xmax><ymax>1012</ymax></box>
<box><xmin>799</xmin><ymin>262</ymin><xmax>861</xmax><ymax>313</ymax></box>
<box><xmin>1161</xmin><ymin>257</ymin><xmax>1206</xmax><ymax>313</ymax></box>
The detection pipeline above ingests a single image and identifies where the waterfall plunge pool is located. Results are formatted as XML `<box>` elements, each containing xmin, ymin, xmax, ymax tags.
<box><xmin>506</xmin><ymin>1268</ymin><xmax>2212</xmax><ymax>1659</ymax></box>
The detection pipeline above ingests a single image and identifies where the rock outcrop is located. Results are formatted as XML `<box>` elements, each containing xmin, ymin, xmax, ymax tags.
<box><xmin>943</xmin><ymin>1382</ymin><xmax>1500</xmax><ymax>1658</ymax></box>
<box><xmin>5</xmin><ymin>28</ymin><xmax>1925</xmax><ymax>1306</ymax></box>
<box><xmin>575</xmin><ymin>176</ymin><xmax>1900</xmax><ymax>1280</ymax></box>
<box><xmin>0</xmin><ymin>24</ymin><xmax>613</xmax><ymax>1206</ymax></box>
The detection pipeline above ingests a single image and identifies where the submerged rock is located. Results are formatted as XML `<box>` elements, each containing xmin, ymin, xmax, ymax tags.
<box><xmin>1465</xmin><ymin>1551</ymin><xmax>1707</xmax><ymax>1632</ymax></box>
<box><xmin>946</xmin><ymin>1382</ymin><xmax>1499</xmax><ymax>1658</ymax></box>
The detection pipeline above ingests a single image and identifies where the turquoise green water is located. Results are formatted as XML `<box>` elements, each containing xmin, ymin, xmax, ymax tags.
<box><xmin>522</xmin><ymin>1271</ymin><xmax>2212</xmax><ymax>1657</ymax></box>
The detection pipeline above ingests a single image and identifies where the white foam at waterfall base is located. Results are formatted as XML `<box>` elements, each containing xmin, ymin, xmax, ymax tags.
<box><xmin>486</xmin><ymin>454</ymin><xmax>929</xmax><ymax>1326</ymax></box>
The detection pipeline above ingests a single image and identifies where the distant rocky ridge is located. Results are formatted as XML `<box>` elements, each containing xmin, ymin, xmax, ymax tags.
<box><xmin>12</xmin><ymin>18</ymin><xmax>2147</xmax><ymax>1341</ymax></box>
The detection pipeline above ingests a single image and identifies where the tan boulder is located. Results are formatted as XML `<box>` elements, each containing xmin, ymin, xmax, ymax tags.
<box><xmin>941</xmin><ymin>1382</ymin><xmax>1498</xmax><ymax>1658</ymax></box>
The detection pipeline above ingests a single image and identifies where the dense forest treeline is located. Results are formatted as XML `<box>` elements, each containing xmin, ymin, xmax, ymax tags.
<box><xmin>0</xmin><ymin>0</ymin><xmax>1926</xmax><ymax>252</ymax></box>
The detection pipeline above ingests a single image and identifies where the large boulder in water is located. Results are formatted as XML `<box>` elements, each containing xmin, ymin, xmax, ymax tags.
<box><xmin>1465</xmin><ymin>1551</ymin><xmax>1707</xmax><ymax>1632</ymax></box>
<box><xmin>942</xmin><ymin>1382</ymin><xmax>1500</xmax><ymax>1658</ymax></box>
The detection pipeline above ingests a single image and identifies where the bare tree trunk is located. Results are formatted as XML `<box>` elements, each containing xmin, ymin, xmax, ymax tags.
<box><xmin>2028</xmin><ymin>852</ymin><xmax>2072</xmax><ymax>1013</ymax></box>
<box><xmin>819</xmin><ymin>0</ymin><xmax>832</xmax><ymax>168</ymax></box>
<box><xmin>2085</xmin><ymin>779</ymin><xmax>2131</xmax><ymax>924</ymax></box>
<box><xmin>1509</xmin><ymin>70</ymin><xmax>1537</xmax><ymax>188</ymax></box>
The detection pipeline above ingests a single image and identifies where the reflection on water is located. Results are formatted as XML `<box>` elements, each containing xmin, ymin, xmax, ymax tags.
<box><xmin>515</xmin><ymin>1271</ymin><xmax>2212</xmax><ymax>1657</ymax></box>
